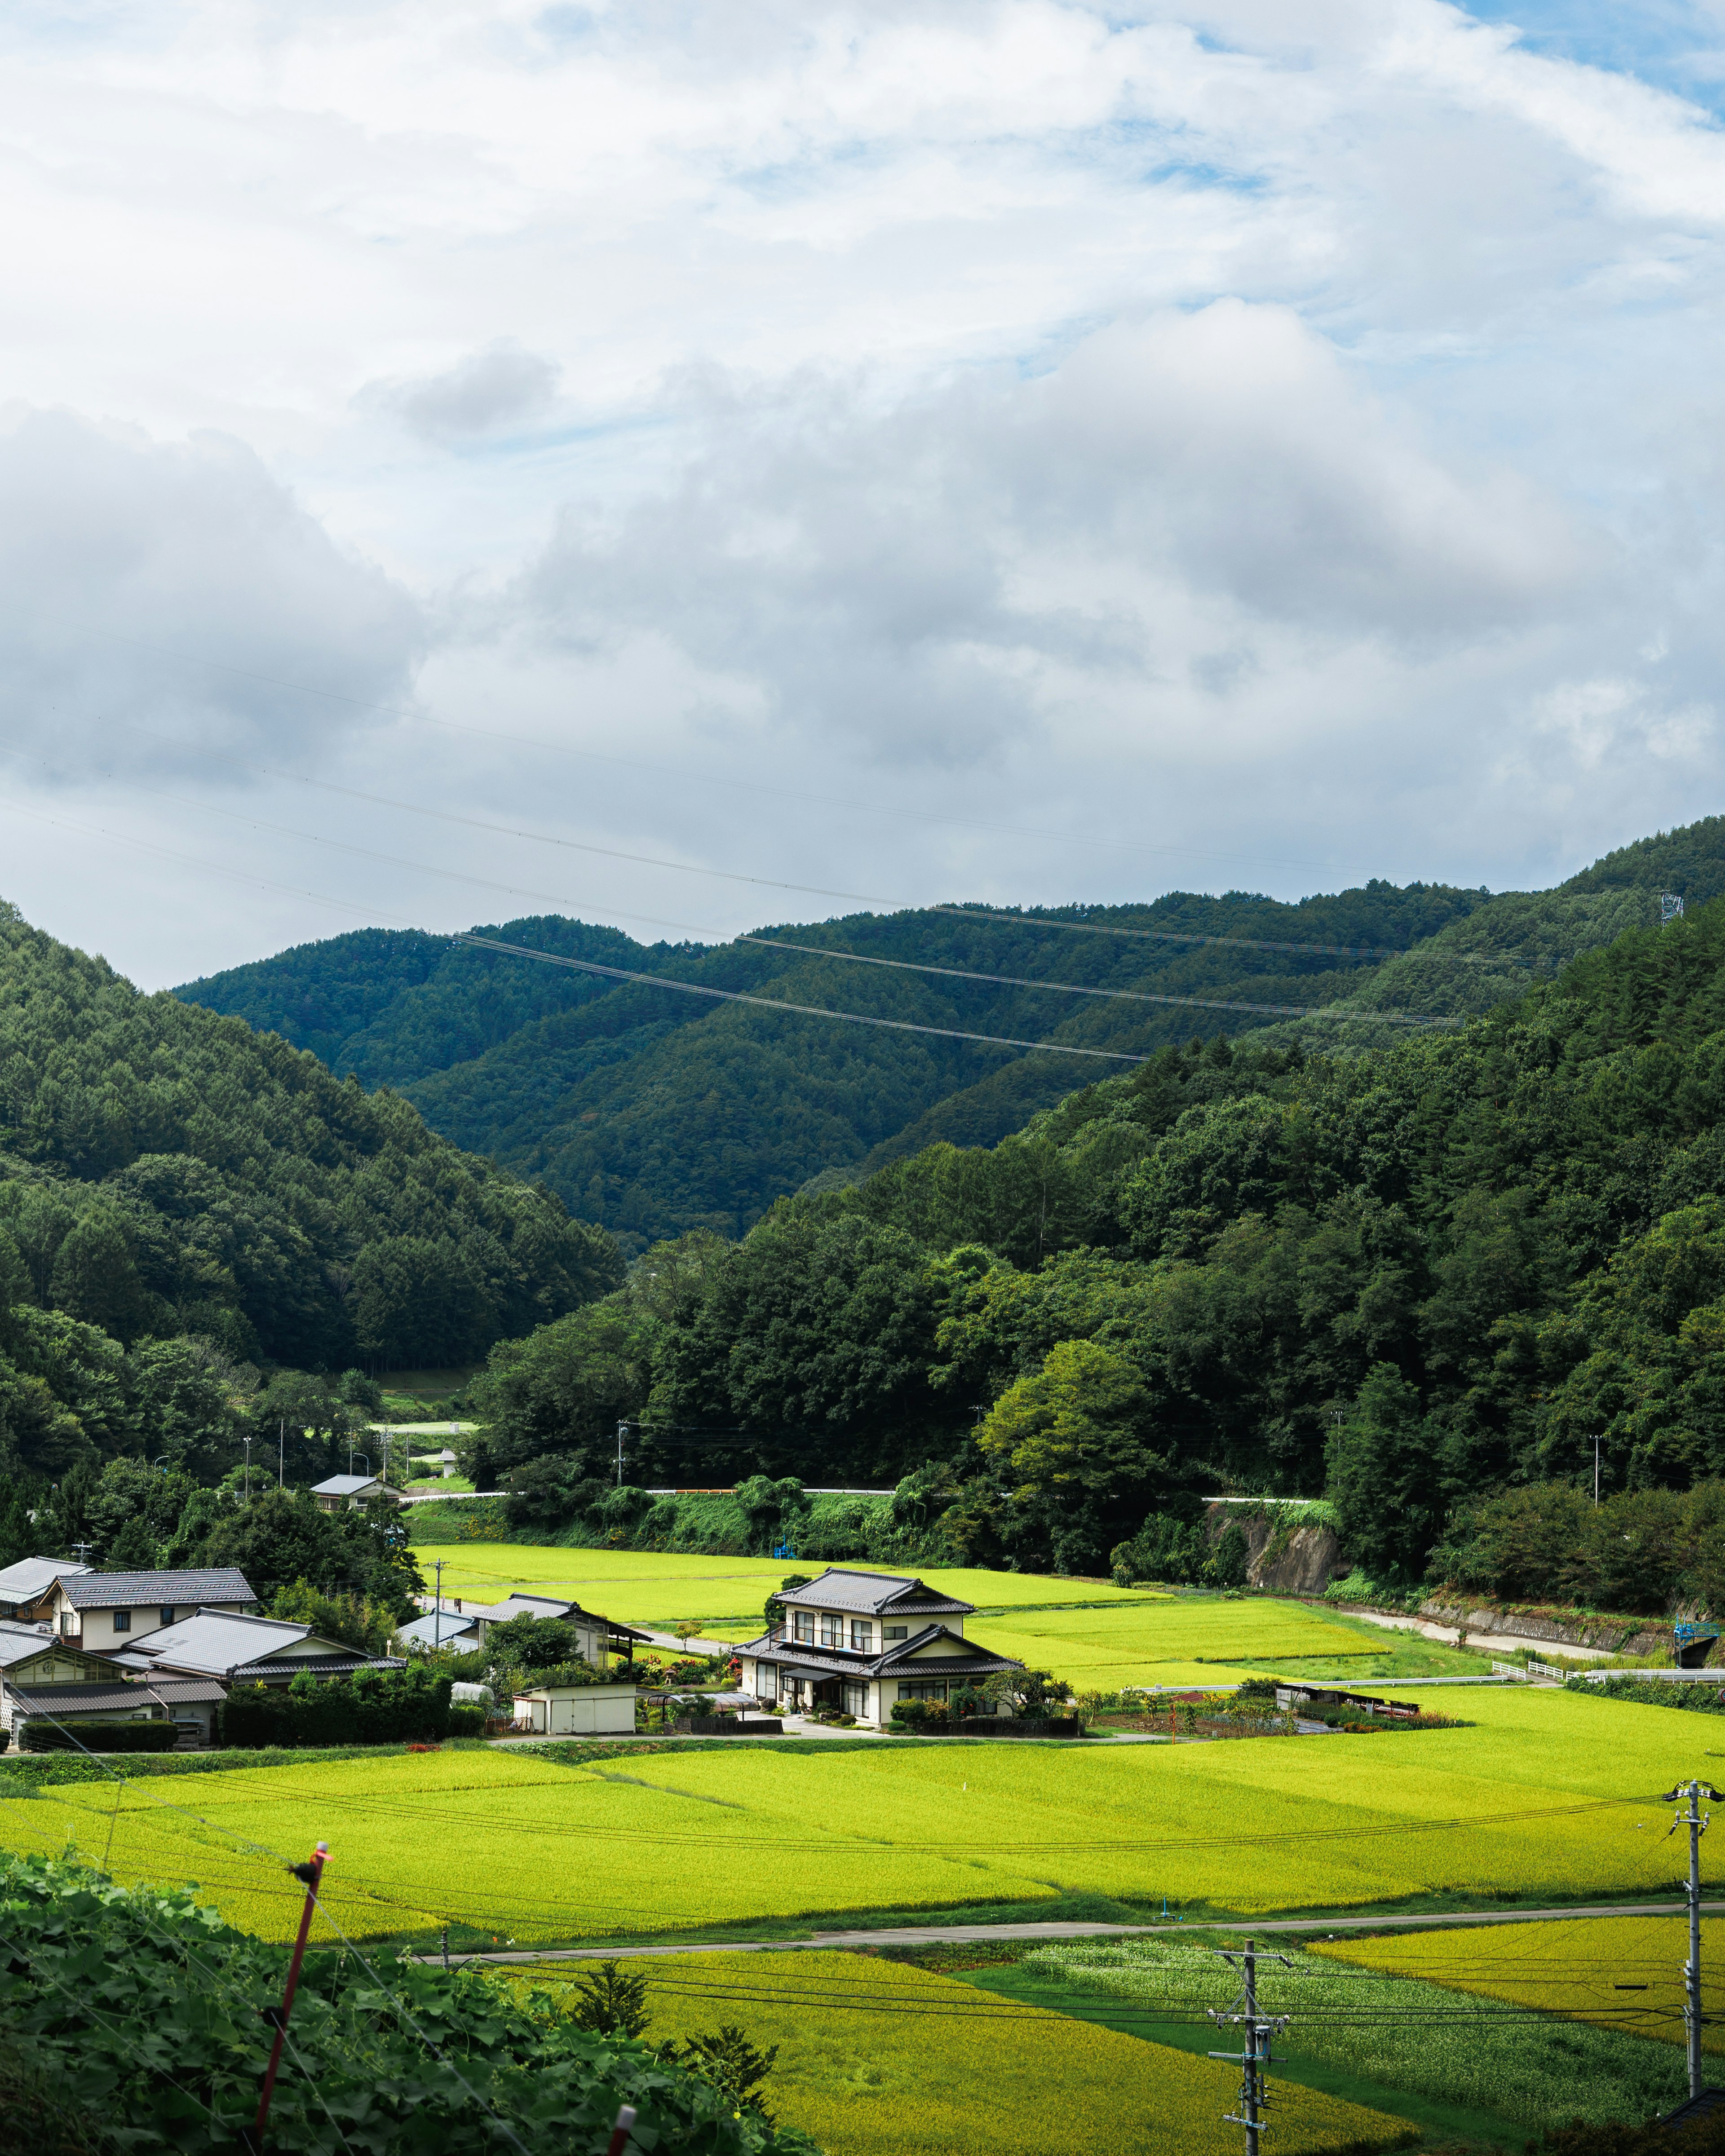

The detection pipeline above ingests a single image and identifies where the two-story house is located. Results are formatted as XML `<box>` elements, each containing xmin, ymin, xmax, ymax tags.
<box><xmin>36</xmin><ymin>1568</ymin><xmax>259</xmax><ymax>1652</ymax></box>
<box><xmin>398</xmin><ymin>1590</ymin><xmax>646</xmax><ymax>1665</ymax></box>
<box><xmin>735</xmin><ymin>1568</ymin><xmax>1024</xmax><ymax>1724</ymax></box>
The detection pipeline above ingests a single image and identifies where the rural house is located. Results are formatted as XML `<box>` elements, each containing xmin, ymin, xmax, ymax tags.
<box><xmin>0</xmin><ymin>1621</ymin><xmax>224</xmax><ymax>1746</ymax></box>
<box><xmin>119</xmin><ymin>1609</ymin><xmax>405</xmax><ymax>1687</ymax></box>
<box><xmin>399</xmin><ymin>1590</ymin><xmax>646</xmax><ymax>1664</ymax></box>
<box><xmin>0</xmin><ymin>1557</ymin><xmax>90</xmax><ymax>1619</ymax></box>
<box><xmin>310</xmin><ymin>1472</ymin><xmax>394</xmax><ymax>1512</ymax></box>
<box><xmin>34</xmin><ymin>1568</ymin><xmax>259</xmax><ymax>1651</ymax></box>
<box><xmin>736</xmin><ymin>1568</ymin><xmax>1025</xmax><ymax>1724</ymax></box>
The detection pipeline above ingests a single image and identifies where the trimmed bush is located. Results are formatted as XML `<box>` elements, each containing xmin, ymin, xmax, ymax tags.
<box><xmin>20</xmin><ymin>1719</ymin><xmax>177</xmax><ymax>1754</ymax></box>
<box><xmin>221</xmin><ymin>1665</ymin><xmax>452</xmax><ymax>1749</ymax></box>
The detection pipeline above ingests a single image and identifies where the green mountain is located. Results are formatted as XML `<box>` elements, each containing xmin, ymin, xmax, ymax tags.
<box><xmin>175</xmin><ymin>830</ymin><xmax>1716</xmax><ymax>1250</ymax></box>
<box><xmin>0</xmin><ymin>899</ymin><xmax>621</xmax><ymax>1396</ymax></box>
<box><xmin>460</xmin><ymin>832</ymin><xmax>1725</xmax><ymax>1587</ymax></box>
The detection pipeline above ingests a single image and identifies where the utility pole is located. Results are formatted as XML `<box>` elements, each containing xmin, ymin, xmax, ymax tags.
<box><xmin>1594</xmin><ymin>1435</ymin><xmax>1602</xmax><ymax>1506</ymax></box>
<box><xmin>1210</xmin><ymin>1938</ymin><xmax>1292</xmax><ymax>2156</ymax></box>
<box><xmin>241</xmin><ymin>1433</ymin><xmax>254</xmax><ymax>1506</ymax></box>
<box><xmin>1664</xmin><ymin>1779</ymin><xmax>1716</xmax><ymax>2099</ymax></box>
<box><xmin>432</xmin><ymin>1558</ymin><xmax>445</xmax><ymax>1652</ymax></box>
<box><xmin>616</xmin><ymin>1419</ymin><xmax>627</xmax><ymax>1488</ymax></box>
<box><xmin>278</xmin><ymin>1416</ymin><xmax>285</xmax><ymax>1489</ymax></box>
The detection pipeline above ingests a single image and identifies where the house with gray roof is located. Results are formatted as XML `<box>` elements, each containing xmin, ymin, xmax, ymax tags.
<box><xmin>0</xmin><ymin>1557</ymin><xmax>90</xmax><ymax>1618</ymax></box>
<box><xmin>121</xmin><ymin>1608</ymin><xmax>404</xmax><ymax>1686</ymax></box>
<box><xmin>734</xmin><ymin>1568</ymin><xmax>1024</xmax><ymax>1725</ymax></box>
<box><xmin>400</xmin><ymin>1591</ymin><xmax>648</xmax><ymax>1664</ymax></box>
<box><xmin>42</xmin><ymin>1568</ymin><xmax>258</xmax><ymax>1654</ymax></box>
<box><xmin>311</xmin><ymin>1473</ymin><xmax>399</xmax><ymax>1512</ymax></box>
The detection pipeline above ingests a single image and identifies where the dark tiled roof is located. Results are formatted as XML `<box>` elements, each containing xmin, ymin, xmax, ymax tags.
<box><xmin>10</xmin><ymin>1675</ymin><xmax>227</xmax><ymax>1714</ymax></box>
<box><xmin>771</xmin><ymin>1569</ymin><xmax>976</xmax><ymax>1617</ymax></box>
<box><xmin>739</xmin><ymin>1621</ymin><xmax>1023</xmax><ymax>1683</ymax></box>
<box><xmin>231</xmin><ymin>1655</ymin><xmax>406</xmax><ymax>1682</ymax></box>
<box><xmin>61</xmin><ymin>1569</ymin><xmax>255</xmax><ymax>1610</ymax></box>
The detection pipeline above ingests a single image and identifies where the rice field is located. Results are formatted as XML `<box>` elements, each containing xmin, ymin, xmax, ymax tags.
<box><xmin>497</xmin><ymin>1950</ymin><xmax>1410</xmax><ymax>2156</ymax></box>
<box><xmin>1315</xmin><ymin>1915</ymin><xmax>1725</xmax><ymax>2052</ymax></box>
<box><xmin>1019</xmin><ymin>1934</ymin><xmax>1689</xmax><ymax>2128</ymax></box>
<box><xmin>409</xmin><ymin>1540</ymin><xmax>1482</xmax><ymax>1684</ymax></box>
<box><xmin>3</xmin><ymin>1684</ymin><xmax>1720</xmax><ymax>1948</ymax></box>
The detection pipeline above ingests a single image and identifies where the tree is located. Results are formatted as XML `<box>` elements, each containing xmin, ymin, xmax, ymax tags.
<box><xmin>1325</xmin><ymin>1363</ymin><xmax>1440</xmax><ymax>1580</ymax></box>
<box><xmin>270</xmin><ymin>1576</ymin><xmax>399</xmax><ymax>1654</ymax></box>
<box><xmin>566</xmin><ymin>1961</ymin><xmax>649</xmax><ymax>2040</ymax></box>
<box><xmin>659</xmin><ymin>2028</ymin><xmax>779</xmax><ymax>2124</ymax></box>
<box><xmin>47</xmin><ymin>1215</ymin><xmax>150</xmax><ymax>1343</ymax></box>
<box><xmin>978</xmin><ymin>1338</ymin><xmax>1169</xmax><ymax>1571</ymax></box>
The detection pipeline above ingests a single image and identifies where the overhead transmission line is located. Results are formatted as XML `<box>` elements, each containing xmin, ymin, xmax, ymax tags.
<box><xmin>96</xmin><ymin>627</ymin><xmax>1391</xmax><ymax>882</ymax></box>
<box><xmin>0</xmin><ymin>745</ymin><xmax>1455</xmax><ymax>1027</ymax></box>
<box><xmin>96</xmin><ymin>725</ymin><xmax>1508</xmax><ymax>971</ymax></box>
<box><xmin>736</xmin><ymin>933</ymin><xmax>1455</xmax><ymax>1027</ymax></box>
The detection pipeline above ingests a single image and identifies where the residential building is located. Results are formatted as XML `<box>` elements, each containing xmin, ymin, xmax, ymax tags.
<box><xmin>38</xmin><ymin>1568</ymin><xmax>258</xmax><ymax>1651</ymax></box>
<box><xmin>0</xmin><ymin>1557</ymin><xmax>90</xmax><ymax>1619</ymax></box>
<box><xmin>0</xmin><ymin>1621</ymin><xmax>222</xmax><ymax>1745</ymax></box>
<box><xmin>311</xmin><ymin>1472</ymin><xmax>393</xmax><ymax>1512</ymax></box>
<box><xmin>734</xmin><ymin>1568</ymin><xmax>1025</xmax><ymax>1724</ymax></box>
<box><xmin>399</xmin><ymin>1590</ymin><xmax>646</xmax><ymax>1664</ymax></box>
<box><xmin>120</xmin><ymin>1608</ymin><xmax>405</xmax><ymax>1687</ymax></box>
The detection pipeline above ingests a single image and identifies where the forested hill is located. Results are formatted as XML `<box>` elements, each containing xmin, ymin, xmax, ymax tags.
<box><xmin>0</xmin><ymin>900</ymin><xmax>621</xmax><ymax>1387</ymax></box>
<box><xmin>462</xmin><ymin>875</ymin><xmax>1725</xmax><ymax>1590</ymax></box>
<box><xmin>175</xmin><ymin>820</ymin><xmax>1725</xmax><ymax>1250</ymax></box>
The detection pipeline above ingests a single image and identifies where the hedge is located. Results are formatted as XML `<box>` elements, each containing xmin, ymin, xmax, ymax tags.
<box><xmin>221</xmin><ymin>1666</ymin><xmax>452</xmax><ymax>1749</ymax></box>
<box><xmin>20</xmin><ymin>1719</ymin><xmax>178</xmax><ymax>1754</ymax></box>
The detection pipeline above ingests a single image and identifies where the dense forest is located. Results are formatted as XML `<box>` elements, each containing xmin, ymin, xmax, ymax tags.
<box><xmin>176</xmin><ymin>822</ymin><xmax>1725</xmax><ymax>1252</ymax></box>
<box><xmin>0</xmin><ymin>898</ymin><xmax>621</xmax><ymax>1482</ymax></box>
<box><xmin>460</xmin><ymin>845</ymin><xmax>1725</xmax><ymax>1585</ymax></box>
<box><xmin>177</xmin><ymin>881</ymin><xmax>1582</xmax><ymax>1251</ymax></box>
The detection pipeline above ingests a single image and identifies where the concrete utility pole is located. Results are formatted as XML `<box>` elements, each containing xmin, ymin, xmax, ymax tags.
<box><xmin>1210</xmin><ymin>1938</ymin><xmax>1292</xmax><ymax>2156</ymax></box>
<box><xmin>615</xmin><ymin>1419</ymin><xmax>628</xmax><ymax>1487</ymax></box>
<box><xmin>278</xmin><ymin>1416</ymin><xmax>285</xmax><ymax>1488</ymax></box>
<box><xmin>1665</xmin><ymin>1779</ymin><xmax>1716</xmax><ymax>2099</ymax></box>
<box><xmin>432</xmin><ymin>1558</ymin><xmax>445</xmax><ymax>1652</ymax></box>
<box><xmin>1594</xmin><ymin>1434</ymin><xmax>1602</xmax><ymax>1506</ymax></box>
<box><xmin>241</xmin><ymin>1432</ymin><xmax>254</xmax><ymax>1506</ymax></box>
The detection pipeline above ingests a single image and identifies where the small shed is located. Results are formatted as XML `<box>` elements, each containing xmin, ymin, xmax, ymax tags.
<box><xmin>511</xmin><ymin>1682</ymin><xmax>637</xmax><ymax>1737</ymax></box>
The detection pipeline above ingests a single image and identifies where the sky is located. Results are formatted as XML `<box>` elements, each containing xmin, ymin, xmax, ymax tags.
<box><xmin>3</xmin><ymin>0</ymin><xmax>1725</xmax><ymax>989</ymax></box>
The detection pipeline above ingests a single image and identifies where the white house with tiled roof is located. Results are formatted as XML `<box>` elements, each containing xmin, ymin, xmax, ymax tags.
<box><xmin>734</xmin><ymin>1568</ymin><xmax>1024</xmax><ymax>1725</ymax></box>
<box><xmin>36</xmin><ymin>1568</ymin><xmax>259</xmax><ymax>1652</ymax></box>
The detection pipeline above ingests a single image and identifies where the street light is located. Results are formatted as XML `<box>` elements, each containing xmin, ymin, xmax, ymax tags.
<box><xmin>241</xmin><ymin>1433</ymin><xmax>255</xmax><ymax>1506</ymax></box>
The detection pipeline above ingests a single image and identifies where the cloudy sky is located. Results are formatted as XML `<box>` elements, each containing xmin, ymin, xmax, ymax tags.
<box><xmin>2</xmin><ymin>0</ymin><xmax>1724</xmax><ymax>988</ymax></box>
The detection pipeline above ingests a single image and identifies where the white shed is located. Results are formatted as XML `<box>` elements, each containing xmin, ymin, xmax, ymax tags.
<box><xmin>511</xmin><ymin>1682</ymin><xmax>637</xmax><ymax>1736</ymax></box>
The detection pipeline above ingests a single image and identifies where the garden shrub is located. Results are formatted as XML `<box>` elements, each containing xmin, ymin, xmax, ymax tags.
<box><xmin>221</xmin><ymin>1665</ymin><xmax>451</xmax><ymax>1748</ymax></box>
<box><xmin>20</xmin><ymin>1719</ymin><xmax>177</xmax><ymax>1754</ymax></box>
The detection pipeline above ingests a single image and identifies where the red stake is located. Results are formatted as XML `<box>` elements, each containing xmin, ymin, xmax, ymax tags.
<box><xmin>255</xmin><ymin>1840</ymin><xmax>328</xmax><ymax>2144</ymax></box>
<box><xmin>606</xmin><ymin>2103</ymin><xmax>638</xmax><ymax>2154</ymax></box>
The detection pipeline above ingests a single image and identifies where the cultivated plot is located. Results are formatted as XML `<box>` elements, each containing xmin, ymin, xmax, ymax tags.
<box><xmin>500</xmin><ymin>1950</ymin><xmax>1406</xmax><ymax>2156</ymax></box>
<box><xmin>1316</xmin><ymin>1913</ymin><xmax>1725</xmax><ymax>2052</ymax></box>
<box><xmin>4</xmin><ymin>1687</ymin><xmax>1718</xmax><ymax>1948</ymax></box>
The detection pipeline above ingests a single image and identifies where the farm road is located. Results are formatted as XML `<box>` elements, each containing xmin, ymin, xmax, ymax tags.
<box><xmin>424</xmin><ymin>1900</ymin><xmax>1725</xmax><ymax>1966</ymax></box>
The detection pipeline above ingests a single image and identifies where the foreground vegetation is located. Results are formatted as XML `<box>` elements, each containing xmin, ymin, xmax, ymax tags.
<box><xmin>0</xmin><ymin>1851</ymin><xmax>811</xmax><ymax>2154</ymax></box>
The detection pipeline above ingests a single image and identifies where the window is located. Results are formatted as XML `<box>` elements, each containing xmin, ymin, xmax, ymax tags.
<box><xmin>842</xmin><ymin>1681</ymin><xmax>868</xmax><ymax>1718</ymax></box>
<box><xmin>159</xmin><ymin>1608</ymin><xmax>175</xmax><ymax>1628</ymax></box>
<box><xmin>792</xmin><ymin>1611</ymin><xmax>814</xmax><ymax>1644</ymax></box>
<box><xmin>819</xmin><ymin>1614</ymin><xmax>844</xmax><ymax>1648</ymax></box>
<box><xmin>111</xmin><ymin>1610</ymin><xmax>131</xmax><ymax>1633</ymax></box>
<box><xmin>59</xmin><ymin>1615</ymin><xmax>75</xmax><ymax>1638</ymax></box>
<box><xmin>755</xmin><ymin>1664</ymin><xmax>778</xmax><ymax>1702</ymax></box>
<box><xmin>884</xmin><ymin>1625</ymin><xmax>908</xmax><ymax>1641</ymax></box>
<box><xmin>897</xmin><ymin>1680</ymin><xmax>948</xmax><ymax>1702</ymax></box>
<box><xmin>849</xmin><ymin>1620</ymin><xmax>873</xmax><ymax>1650</ymax></box>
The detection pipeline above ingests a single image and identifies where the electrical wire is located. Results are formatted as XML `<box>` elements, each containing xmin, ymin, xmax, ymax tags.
<box><xmin>451</xmin><ymin>930</ymin><xmax>1161</xmax><ymax>1060</ymax></box>
<box><xmin>31</xmin><ymin>723</ymin><xmax>1514</xmax><ymax>974</ymax></box>
<box><xmin>92</xmin><ymin>629</ymin><xmax>1395</xmax><ymax>883</ymax></box>
<box><xmin>735</xmin><ymin>933</ymin><xmax>1456</xmax><ymax>1027</ymax></box>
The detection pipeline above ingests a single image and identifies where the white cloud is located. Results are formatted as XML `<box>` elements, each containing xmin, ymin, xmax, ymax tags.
<box><xmin>0</xmin><ymin>0</ymin><xmax>1721</xmax><ymax>987</ymax></box>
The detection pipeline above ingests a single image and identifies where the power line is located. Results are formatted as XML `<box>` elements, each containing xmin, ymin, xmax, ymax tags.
<box><xmin>737</xmin><ymin>933</ymin><xmax>1456</xmax><ymax>1028</ymax></box>
<box><xmin>95</xmin><ymin>628</ymin><xmax>1391</xmax><ymax>882</ymax></box>
<box><xmin>451</xmin><ymin>931</ymin><xmax>1158</xmax><ymax>1062</ymax></box>
<box><xmin>54</xmin><ymin>724</ymin><xmax>1509</xmax><ymax>973</ymax></box>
